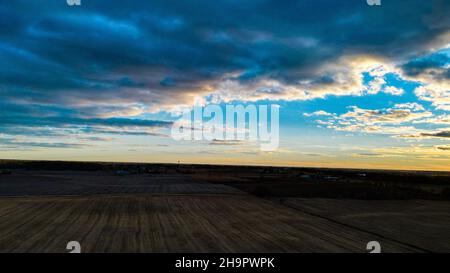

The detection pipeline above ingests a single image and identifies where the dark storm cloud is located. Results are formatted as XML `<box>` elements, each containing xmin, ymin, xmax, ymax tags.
<box><xmin>401</xmin><ymin>50</ymin><xmax>450</xmax><ymax>88</ymax></box>
<box><xmin>0</xmin><ymin>100</ymin><xmax>172</xmax><ymax>140</ymax></box>
<box><xmin>421</xmin><ymin>131</ymin><xmax>450</xmax><ymax>138</ymax></box>
<box><xmin>0</xmin><ymin>100</ymin><xmax>171</xmax><ymax>126</ymax></box>
<box><xmin>0</xmin><ymin>0</ymin><xmax>449</xmax><ymax>135</ymax></box>
<box><xmin>402</xmin><ymin>52</ymin><xmax>450</xmax><ymax>76</ymax></box>
<box><xmin>0</xmin><ymin>115</ymin><xmax>172</xmax><ymax>128</ymax></box>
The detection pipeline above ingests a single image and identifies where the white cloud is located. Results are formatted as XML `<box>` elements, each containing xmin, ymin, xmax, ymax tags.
<box><xmin>394</xmin><ymin>102</ymin><xmax>425</xmax><ymax>111</ymax></box>
<box><xmin>384</xmin><ymin>86</ymin><xmax>404</xmax><ymax>96</ymax></box>
<box><xmin>303</xmin><ymin>110</ymin><xmax>334</xmax><ymax>117</ymax></box>
<box><xmin>313</xmin><ymin>103</ymin><xmax>434</xmax><ymax>136</ymax></box>
<box><xmin>414</xmin><ymin>85</ymin><xmax>450</xmax><ymax>111</ymax></box>
<box><xmin>413</xmin><ymin>114</ymin><xmax>450</xmax><ymax>125</ymax></box>
<box><xmin>208</xmin><ymin>55</ymin><xmax>401</xmax><ymax>103</ymax></box>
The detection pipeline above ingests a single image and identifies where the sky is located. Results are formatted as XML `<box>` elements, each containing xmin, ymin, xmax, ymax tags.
<box><xmin>0</xmin><ymin>0</ymin><xmax>449</xmax><ymax>171</ymax></box>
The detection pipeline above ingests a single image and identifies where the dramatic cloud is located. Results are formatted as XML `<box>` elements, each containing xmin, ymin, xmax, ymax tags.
<box><xmin>0</xmin><ymin>0</ymin><xmax>449</xmax><ymax>160</ymax></box>
<box><xmin>1</xmin><ymin>1</ymin><xmax>449</xmax><ymax>111</ymax></box>
<box><xmin>338</xmin><ymin>104</ymin><xmax>430</xmax><ymax>123</ymax></box>
<box><xmin>401</xmin><ymin>49</ymin><xmax>450</xmax><ymax>110</ymax></box>
<box><xmin>310</xmin><ymin>103</ymin><xmax>438</xmax><ymax>136</ymax></box>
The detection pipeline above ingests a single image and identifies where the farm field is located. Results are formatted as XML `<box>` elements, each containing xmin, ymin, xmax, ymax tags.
<box><xmin>284</xmin><ymin>198</ymin><xmax>450</xmax><ymax>253</ymax></box>
<box><xmin>0</xmin><ymin>162</ymin><xmax>449</xmax><ymax>253</ymax></box>
<box><xmin>0</xmin><ymin>193</ymin><xmax>418</xmax><ymax>253</ymax></box>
